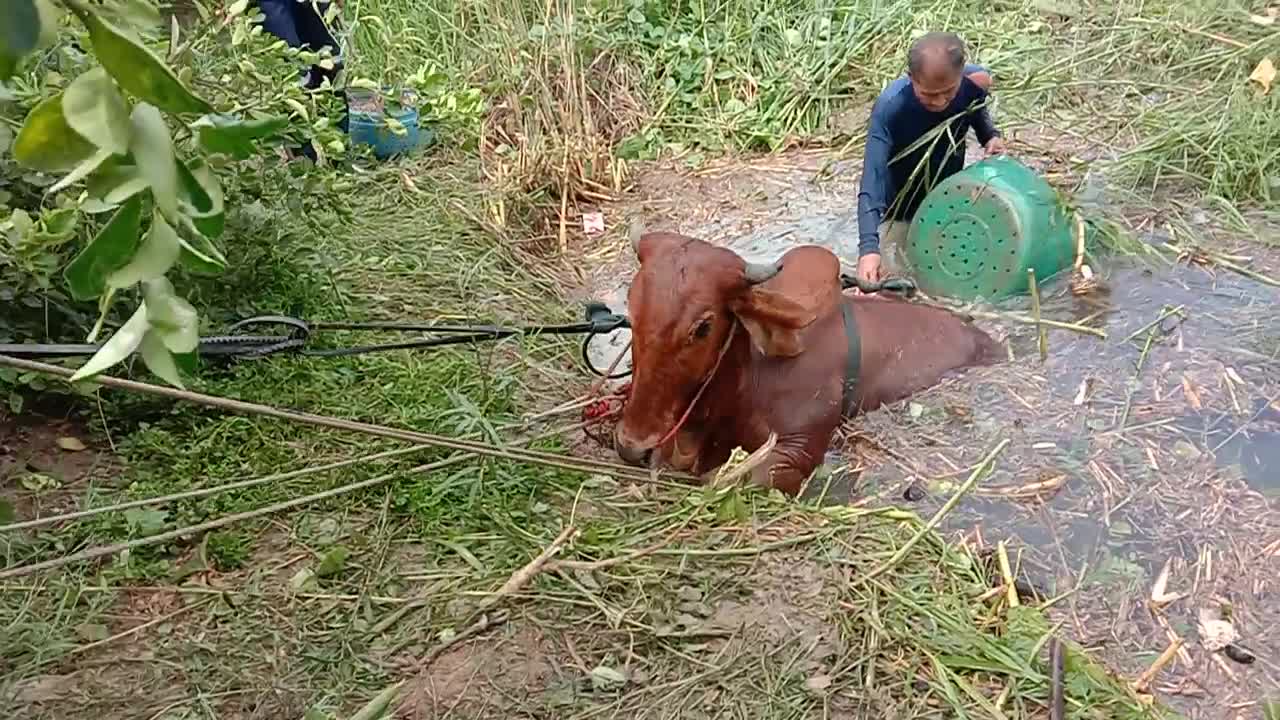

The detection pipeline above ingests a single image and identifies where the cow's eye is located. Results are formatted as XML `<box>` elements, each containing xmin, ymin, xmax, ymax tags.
<box><xmin>692</xmin><ymin>317</ymin><xmax>713</xmax><ymax>340</ymax></box>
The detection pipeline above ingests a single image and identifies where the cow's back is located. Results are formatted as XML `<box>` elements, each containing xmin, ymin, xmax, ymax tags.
<box><xmin>849</xmin><ymin>294</ymin><xmax>1002</xmax><ymax>413</ymax></box>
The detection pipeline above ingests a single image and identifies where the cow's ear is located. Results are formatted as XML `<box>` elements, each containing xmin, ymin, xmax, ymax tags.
<box><xmin>635</xmin><ymin>232</ymin><xmax>682</xmax><ymax>265</ymax></box>
<box><xmin>729</xmin><ymin>286</ymin><xmax>818</xmax><ymax>358</ymax></box>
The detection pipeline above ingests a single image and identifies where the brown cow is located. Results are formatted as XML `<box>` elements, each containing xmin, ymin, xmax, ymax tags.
<box><xmin>613</xmin><ymin>226</ymin><xmax>1004</xmax><ymax>496</ymax></box>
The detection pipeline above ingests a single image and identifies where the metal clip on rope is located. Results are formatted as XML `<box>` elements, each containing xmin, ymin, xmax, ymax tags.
<box><xmin>580</xmin><ymin>302</ymin><xmax>633</xmax><ymax>380</ymax></box>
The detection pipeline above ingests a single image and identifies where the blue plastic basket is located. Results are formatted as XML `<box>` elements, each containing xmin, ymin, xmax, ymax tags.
<box><xmin>345</xmin><ymin>89</ymin><xmax>435</xmax><ymax>160</ymax></box>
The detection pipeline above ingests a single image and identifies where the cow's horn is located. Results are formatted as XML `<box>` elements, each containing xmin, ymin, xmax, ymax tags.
<box><xmin>743</xmin><ymin>259</ymin><xmax>782</xmax><ymax>285</ymax></box>
<box><xmin>629</xmin><ymin>217</ymin><xmax>646</xmax><ymax>254</ymax></box>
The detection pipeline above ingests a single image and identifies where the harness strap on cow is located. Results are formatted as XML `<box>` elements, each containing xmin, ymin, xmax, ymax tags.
<box><xmin>840</xmin><ymin>301</ymin><xmax>862</xmax><ymax>417</ymax></box>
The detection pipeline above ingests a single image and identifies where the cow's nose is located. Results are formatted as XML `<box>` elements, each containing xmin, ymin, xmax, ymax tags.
<box><xmin>614</xmin><ymin>430</ymin><xmax>653</xmax><ymax>467</ymax></box>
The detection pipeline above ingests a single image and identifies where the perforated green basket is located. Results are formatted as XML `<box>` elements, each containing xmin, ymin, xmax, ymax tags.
<box><xmin>904</xmin><ymin>156</ymin><xmax>1075</xmax><ymax>301</ymax></box>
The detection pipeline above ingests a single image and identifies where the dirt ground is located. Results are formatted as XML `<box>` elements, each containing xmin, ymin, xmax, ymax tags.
<box><xmin>573</xmin><ymin>136</ymin><xmax>1280</xmax><ymax>719</ymax></box>
<box><xmin>4</xmin><ymin>129</ymin><xmax>1278</xmax><ymax>720</ymax></box>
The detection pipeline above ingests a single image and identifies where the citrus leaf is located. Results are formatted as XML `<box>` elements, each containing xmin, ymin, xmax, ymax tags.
<box><xmin>106</xmin><ymin>209</ymin><xmax>180</xmax><ymax>289</ymax></box>
<box><xmin>88</xmin><ymin>159</ymin><xmax>149</xmax><ymax>204</ymax></box>
<box><xmin>181</xmin><ymin>157</ymin><xmax>224</xmax><ymax>238</ymax></box>
<box><xmin>12</xmin><ymin>93</ymin><xmax>97</xmax><ymax>173</ymax></box>
<box><xmin>175</xmin><ymin>157</ymin><xmax>211</xmax><ymax>213</ymax></box>
<box><xmin>69</xmin><ymin>302</ymin><xmax>150</xmax><ymax>382</ymax></box>
<box><xmin>138</xmin><ymin>329</ymin><xmax>183</xmax><ymax>388</ymax></box>
<box><xmin>193</xmin><ymin>113</ymin><xmax>289</xmax><ymax>159</ymax></box>
<box><xmin>176</xmin><ymin>225</ymin><xmax>228</xmax><ymax>274</ymax></box>
<box><xmin>63</xmin><ymin>66</ymin><xmax>133</xmax><ymax>154</ymax></box>
<box><xmin>129</xmin><ymin>103</ymin><xmax>178</xmax><ymax>218</ymax></box>
<box><xmin>49</xmin><ymin>147</ymin><xmax>115</xmax><ymax>194</ymax></box>
<box><xmin>143</xmin><ymin>277</ymin><xmax>198</xmax><ymax>353</ymax></box>
<box><xmin>80</xmin><ymin>9</ymin><xmax>211</xmax><ymax>114</ymax></box>
<box><xmin>34</xmin><ymin>0</ymin><xmax>62</xmax><ymax>49</ymax></box>
<box><xmin>63</xmin><ymin>195</ymin><xmax>144</xmax><ymax>301</ymax></box>
<box><xmin>0</xmin><ymin>0</ymin><xmax>40</xmax><ymax>81</ymax></box>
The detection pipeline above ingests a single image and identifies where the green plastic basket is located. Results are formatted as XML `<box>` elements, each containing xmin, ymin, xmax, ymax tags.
<box><xmin>903</xmin><ymin>156</ymin><xmax>1075</xmax><ymax>301</ymax></box>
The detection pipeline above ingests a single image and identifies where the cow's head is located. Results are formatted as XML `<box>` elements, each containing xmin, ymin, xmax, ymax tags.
<box><xmin>614</xmin><ymin>229</ymin><xmax>841</xmax><ymax>467</ymax></box>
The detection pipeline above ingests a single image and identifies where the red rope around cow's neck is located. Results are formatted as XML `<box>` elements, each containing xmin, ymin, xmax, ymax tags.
<box><xmin>654</xmin><ymin>318</ymin><xmax>739</xmax><ymax>450</ymax></box>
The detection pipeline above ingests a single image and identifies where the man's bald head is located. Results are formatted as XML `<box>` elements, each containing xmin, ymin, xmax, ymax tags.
<box><xmin>907</xmin><ymin>32</ymin><xmax>969</xmax><ymax>111</ymax></box>
<box><xmin>908</xmin><ymin>32</ymin><xmax>967</xmax><ymax>77</ymax></box>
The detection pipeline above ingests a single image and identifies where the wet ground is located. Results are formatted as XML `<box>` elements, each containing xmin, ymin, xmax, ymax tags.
<box><xmin>585</xmin><ymin>146</ymin><xmax>1280</xmax><ymax>718</ymax></box>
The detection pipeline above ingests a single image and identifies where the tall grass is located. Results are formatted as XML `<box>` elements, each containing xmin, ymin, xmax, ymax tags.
<box><xmin>344</xmin><ymin>0</ymin><xmax>1280</xmax><ymax>245</ymax></box>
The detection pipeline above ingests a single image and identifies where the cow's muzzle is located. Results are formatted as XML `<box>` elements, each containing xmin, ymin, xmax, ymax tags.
<box><xmin>614</xmin><ymin>427</ymin><xmax>653</xmax><ymax>467</ymax></box>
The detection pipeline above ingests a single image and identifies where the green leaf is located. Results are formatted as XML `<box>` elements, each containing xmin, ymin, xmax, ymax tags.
<box><xmin>38</xmin><ymin>206</ymin><xmax>78</xmax><ymax>242</ymax></box>
<box><xmin>34</xmin><ymin>0</ymin><xmax>63</xmax><ymax>49</ymax></box>
<box><xmin>316</xmin><ymin>546</ymin><xmax>350</xmax><ymax>578</ymax></box>
<box><xmin>69</xmin><ymin>301</ymin><xmax>150</xmax><ymax>382</ymax></box>
<box><xmin>180</xmin><ymin>158</ymin><xmax>224</xmax><ymax>238</ymax></box>
<box><xmin>175</xmin><ymin>157</ymin><xmax>211</xmax><ymax>213</ymax></box>
<box><xmin>192</xmin><ymin>113</ymin><xmax>289</xmax><ymax>159</ymax></box>
<box><xmin>88</xmin><ymin>159</ymin><xmax>149</xmax><ymax>204</ymax></box>
<box><xmin>0</xmin><ymin>0</ymin><xmax>39</xmax><ymax>81</ymax></box>
<box><xmin>139</xmin><ymin>330</ymin><xmax>183</xmax><ymax>388</ymax></box>
<box><xmin>176</xmin><ymin>225</ymin><xmax>227</xmax><ymax>274</ymax></box>
<box><xmin>143</xmin><ymin>277</ymin><xmax>198</xmax><ymax>353</ymax></box>
<box><xmin>80</xmin><ymin>9</ymin><xmax>211</xmax><ymax>114</ymax></box>
<box><xmin>129</xmin><ymin>103</ymin><xmax>178</xmax><ymax>217</ymax></box>
<box><xmin>348</xmin><ymin>682</ymin><xmax>404</xmax><ymax>720</ymax></box>
<box><xmin>716</xmin><ymin>489</ymin><xmax>748</xmax><ymax>523</ymax></box>
<box><xmin>49</xmin><ymin>147</ymin><xmax>115</xmax><ymax>194</ymax></box>
<box><xmin>63</xmin><ymin>66</ymin><xmax>133</xmax><ymax>154</ymax></box>
<box><xmin>1263</xmin><ymin>699</ymin><xmax>1279</xmax><ymax>720</ymax></box>
<box><xmin>0</xmin><ymin>497</ymin><xmax>14</xmax><ymax>524</ymax></box>
<box><xmin>12</xmin><ymin>93</ymin><xmax>97</xmax><ymax>172</ymax></box>
<box><xmin>64</xmin><ymin>196</ymin><xmax>144</xmax><ymax>301</ymax></box>
<box><xmin>124</xmin><ymin>506</ymin><xmax>168</xmax><ymax>535</ymax></box>
<box><xmin>106</xmin><ymin>209</ymin><xmax>179</xmax><ymax>289</ymax></box>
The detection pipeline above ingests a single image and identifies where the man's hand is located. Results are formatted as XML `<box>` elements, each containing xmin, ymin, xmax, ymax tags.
<box><xmin>856</xmin><ymin>253</ymin><xmax>883</xmax><ymax>289</ymax></box>
<box><xmin>984</xmin><ymin>137</ymin><xmax>1007</xmax><ymax>157</ymax></box>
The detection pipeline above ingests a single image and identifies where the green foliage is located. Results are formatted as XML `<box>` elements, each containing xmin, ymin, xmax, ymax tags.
<box><xmin>2</xmin><ymin>0</ymin><xmax>351</xmax><ymax>397</ymax></box>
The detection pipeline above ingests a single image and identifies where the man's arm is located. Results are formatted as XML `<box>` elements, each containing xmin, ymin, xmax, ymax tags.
<box><xmin>971</xmin><ymin>105</ymin><xmax>999</xmax><ymax>146</ymax></box>
<box><xmin>856</xmin><ymin>102</ymin><xmax>895</xmax><ymax>257</ymax></box>
<box><xmin>962</xmin><ymin>63</ymin><xmax>1001</xmax><ymax>147</ymax></box>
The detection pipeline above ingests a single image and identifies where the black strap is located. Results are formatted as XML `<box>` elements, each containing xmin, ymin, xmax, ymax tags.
<box><xmin>840</xmin><ymin>301</ymin><xmax>861</xmax><ymax>417</ymax></box>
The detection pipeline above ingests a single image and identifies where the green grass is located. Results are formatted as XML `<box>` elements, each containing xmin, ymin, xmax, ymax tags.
<box><xmin>5</xmin><ymin>0</ymin><xmax>1279</xmax><ymax>716</ymax></box>
<box><xmin>0</xmin><ymin>156</ymin><xmax>1177</xmax><ymax>717</ymax></box>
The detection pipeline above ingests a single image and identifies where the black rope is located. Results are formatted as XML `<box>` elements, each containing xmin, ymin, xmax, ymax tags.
<box><xmin>0</xmin><ymin>278</ymin><xmax>914</xmax><ymax>376</ymax></box>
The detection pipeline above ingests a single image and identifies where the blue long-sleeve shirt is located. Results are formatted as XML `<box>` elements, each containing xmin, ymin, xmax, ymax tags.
<box><xmin>856</xmin><ymin>64</ymin><xmax>1001</xmax><ymax>256</ymax></box>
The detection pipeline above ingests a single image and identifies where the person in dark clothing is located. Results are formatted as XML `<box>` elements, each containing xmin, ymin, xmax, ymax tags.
<box><xmin>255</xmin><ymin>0</ymin><xmax>348</xmax><ymax>159</ymax></box>
<box><xmin>256</xmin><ymin>0</ymin><xmax>342</xmax><ymax>88</ymax></box>
<box><xmin>853</xmin><ymin>32</ymin><xmax>1007</xmax><ymax>284</ymax></box>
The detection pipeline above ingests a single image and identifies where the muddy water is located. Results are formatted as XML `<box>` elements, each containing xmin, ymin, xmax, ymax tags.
<box><xmin>595</xmin><ymin>150</ymin><xmax>1280</xmax><ymax>714</ymax></box>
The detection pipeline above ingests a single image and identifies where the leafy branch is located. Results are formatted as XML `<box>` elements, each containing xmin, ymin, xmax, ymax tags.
<box><xmin>2</xmin><ymin>0</ymin><xmax>293</xmax><ymax>388</ymax></box>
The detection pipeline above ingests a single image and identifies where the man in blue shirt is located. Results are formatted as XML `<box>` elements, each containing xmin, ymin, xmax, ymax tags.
<box><xmin>853</xmin><ymin>32</ymin><xmax>1007</xmax><ymax>284</ymax></box>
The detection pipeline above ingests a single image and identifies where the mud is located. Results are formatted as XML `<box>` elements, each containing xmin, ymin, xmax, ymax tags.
<box><xmin>585</xmin><ymin>144</ymin><xmax>1280</xmax><ymax>717</ymax></box>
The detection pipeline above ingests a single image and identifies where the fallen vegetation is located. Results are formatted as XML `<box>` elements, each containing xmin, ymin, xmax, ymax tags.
<box><xmin>2</xmin><ymin>0</ymin><xmax>1278</xmax><ymax>718</ymax></box>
